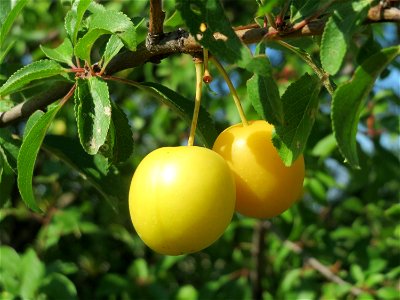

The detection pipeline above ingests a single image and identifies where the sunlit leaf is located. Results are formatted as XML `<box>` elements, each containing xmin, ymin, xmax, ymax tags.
<box><xmin>0</xmin><ymin>60</ymin><xmax>65</xmax><ymax>96</ymax></box>
<box><xmin>74</xmin><ymin>77</ymin><xmax>111</xmax><ymax>155</ymax></box>
<box><xmin>40</xmin><ymin>38</ymin><xmax>74</xmax><ymax>67</ymax></box>
<box><xmin>17</xmin><ymin>103</ymin><xmax>63</xmax><ymax>212</ymax></box>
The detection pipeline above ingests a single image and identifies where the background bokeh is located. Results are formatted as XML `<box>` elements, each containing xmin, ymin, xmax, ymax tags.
<box><xmin>1</xmin><ymin>1</ymin><xmax>399</xmax><ymax>299</ymax></box>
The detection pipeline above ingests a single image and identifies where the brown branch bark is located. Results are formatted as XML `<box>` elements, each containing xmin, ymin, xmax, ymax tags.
<box><xmin>1</xmin><ymin>5</ymin><xmax>399</xmax><ymax>127</ymax></box>
<box><xmin>251</xmin><ymin>221</ymin><xmax>268</xmax><ymax>300</ymax></box>
<box><xmin>148</xmin><ymin>0</ymin><xmax>165</xmax><ymax>39</ymax></box>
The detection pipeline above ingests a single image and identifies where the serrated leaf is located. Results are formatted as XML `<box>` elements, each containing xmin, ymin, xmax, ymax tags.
<box><xmin>88</xmin><ymin>10</ymin><xmax>136</xmax><ymax>51</ymax></box>
<box><xmin>64</xmin><ymin>0</ymin><xmax>91</xmax><ymax>45</ymax></box>
<box><xmin>272</xmin><ymin>73</ymin><xmax>321</xmax><ymax>166</ymax></box>
<box><xmin>42</xmin><ymin>135</ymin><xmax>126</xmax><ymax>211</ymax></box>
<box><xmin>0</xmin><ymin>0</ymin><xmax>28</xmax><ymax>48</ymax></box>
<box><xmin>17</xmin><ymin>103</ymin><xmax>63</xmax><ymax>212</ymax></box>
<box><xmin>74</xmin><ymin>28</ymin><xmax>109</xmax><ymax>64</ymax></box>
<box><xmin>247</xmin><ymin>43</ymin><xmax>283</xmax><ymax>125</ymax></box>
<box><xmin>87</xmin><ymin>1</ymin><xmax>106</xmax><ymax>14</ymax></box>
<box><xmin>320</xmin><ymin>1</ymin><xmax>370</xmax><ymax>75</ymax></box>
<box><xmin>40</xmin><ymin>38</ymin><xmax>74</xmax><ymax>66</ymax></box>
<box><xmin>176</xmin><ymin>0</ymin><xmax>270</xmax><ymax>77</ymax></box>
<box><xmin>332</xmin><ymin>46</ymin><xmax>400</xmax><ymax>168</ymax></box>
<box><xmin>139</xmin><ymin>82</ymin><xmax>218</xmax><ymax>147</ymax></box>
<box><xmin>107</xmin><ymin>102</ymin><xmax>134</xmax><ymax>164</ymax></box>
<box><xmin>0</xmin><ymin>60</ymin><xmax>65</xmax><ymax>96</ymax></box>
<box><xmin>101</xmin><ymin>35</ymin><xmax>124</xmax><ymax>71</ymax></box>
<box><xmin>74</xmin><ymin>77</ymin><xmax>111</xmax><ymax>155</ymax></box>
<box><xmin>89</xmin><ymin>10</ymin><xmax>132</xmax><ymax>32</ymax></box>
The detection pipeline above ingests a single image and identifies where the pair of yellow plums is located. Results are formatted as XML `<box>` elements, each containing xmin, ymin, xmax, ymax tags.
<box><xmin>129</xmin><ymin>120</ymin><xmax>305</xmax><ymax>255</ymax></box>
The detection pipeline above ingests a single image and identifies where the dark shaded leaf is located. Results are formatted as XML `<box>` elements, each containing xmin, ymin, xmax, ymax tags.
<box><xmin>332</xmin><ymin>46</ymin><xmax>400</xmax><ymax>168</ymax></box>
<box><xmin>272</xmin><ymin>73</ymin><xmax>321</xmax><ymax>166</ymax></box>
<box><xmin>140</xmin><ymin>82</ymin><xmax>218</xmax><ymax>147</ymax></box>
<box><xmin>43</xmin><ymin>135</ymin><xmax>126</xmax><ymax>211</ymax></box>
<box><xmin>246</xmin><ymin>43</ymin><xmax>283</xmax><ymax>125</ymax></box>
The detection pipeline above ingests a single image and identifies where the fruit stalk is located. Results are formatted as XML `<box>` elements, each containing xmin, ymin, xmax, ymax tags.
<box><xmin>187</xmin><ymin>60</ymin><xmax>204</xmax><ymax>146</ymax></box>
<box><xmin>210</xmin><ymin>57</ymin><xmax>249</xmax><ymax>126</ymax></box>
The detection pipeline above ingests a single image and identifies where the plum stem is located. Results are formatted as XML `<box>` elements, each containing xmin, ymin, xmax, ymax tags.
<box><xmin>210</xmin><ymin>57</ymin><xmax>249</xmax><ymax>126</ymax></box>
<box><xmin>188</xmin><ymin>61</ymin><xmax>204</xmax><ymax>146</ymax></box>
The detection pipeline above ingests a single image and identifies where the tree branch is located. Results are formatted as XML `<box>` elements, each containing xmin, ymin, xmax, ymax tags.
<box><xmin>148</xmin><ymin>0</ymin><xmax>165</xmax><ymax>41</ymax></box>
<box><xmin>267</xmin><ymin>221</ymin><xmax>368</xmax><ymax>296</ymax></box>
<box><xmin>1</xmin><ymin>5</ymin><xmax>399</xmax><ymax>127</ymax></box>
<box><xmin>251</xmin><ymin>221</ymin><xmax>268</xmax><ymax>300</ymax></box>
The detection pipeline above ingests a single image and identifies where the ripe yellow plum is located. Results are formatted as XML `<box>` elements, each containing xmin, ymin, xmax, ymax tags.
<box><xmin>129</xmin><ymin>146</ymin><xmax>236</xmax><ymax>255</ymax></box>
<box><xmin>213</xmin><ymin>120</ymin><xmax>304</xmax><ymax>218</ymax></box>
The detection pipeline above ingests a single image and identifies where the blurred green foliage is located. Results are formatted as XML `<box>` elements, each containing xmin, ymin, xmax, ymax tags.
<box><xmin>1</xmin><ymin>0</ymin><xmax>399</xmax><ymax>299</ymax></box>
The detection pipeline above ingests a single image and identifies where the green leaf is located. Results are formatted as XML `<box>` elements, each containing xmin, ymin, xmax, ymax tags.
<box><xmin>320</xmin><ymin>1</ymin><xmax>370</xmax><ymax>75</ymax></box>
<box><xmin>88</xmin><ymin>10</ymin><xmax>137</xmax><ymax>51</ymax></box>
<box><xmin>40</xmin><ymin>273</ymin><xmax>78</xmax><ymax>300</ymax></box>
<box><xmin>311</xmin><ymin>133</ymin><xmax>337</xmax><ymax>159</ymax></box>
<box><xmin>176</xmin><ymin>0</ymin><xmax>270</xmax><ymax>76</ymax></box>
<box><xmin>176</xmin><ymin>285</ymin><xmax>198</xmax><ymax>300</ymax></box>
<box><xmin>350</xmin><ymin>264</ymin><xmax>365</xmax><ymax>284</ymax></box>
<box><xmin>101</xmin><ymin>34</ymin><xmax>124</xmax><ymax>71</ymax></box>
<box><xmin>17</xmin><ymin>103</ymin><xmax>63</xmax><ymax>212</ymax></box>
<box><xmin>0</xmin><ymin>150</ymin><xmax>15</xmax><ymax>205</ymax></box>
<box><xmin>20</xmin><ymin>248</ymin><xmax>45</xmax><ymax>299</ymax></box>
<box><xmin>0</xmin><ymin>128</ymin><xmax>20</xmax><ymax>171</ymax></box>
<box><xmin>74</xmin><ymin>77</ymin><xmax>111</xmax><ymax>155</ymax></box>
<box><xmin>107</xmin><ymin>102</ymin><xmax>134</xmax><ymax>164</ymax></box>
<box><xmin>139</xmin><ymin>82</ymin><xmax>217</xmax><ymax>147</ymax></box>
<box><xmin>290</xmin><ymin>1</ymin><xmax>330</xmax><ymax>24</ymax></box>
<box><xmin>0</xmin><ymin>246</ymin><xmax>21</xmax><ymax>294</ymax></box>
<box><xmin>164</xmin><ymin>10</ymin><xmax>185</xmax><ymax>28</ymax></box>
<box><xmin>332</xmin><ymin>46</ymin><xmax>400</xmax><ymax>168</ymax></box>
<box><xmin>42</xmin><ymin>135</ymin><xmax>124</xmax><ymax>211</ymax></box>
<box><xmin>74</xmin><ymin>28</ymin><xmax>110</xmax><ymax>64</ymax></box>
<box><xmin>0</xmin><ymin>0</ymin><xmax>11</xmax><ymax>25</ymax></box>
<box><xmin>247</xmin><ymin>43</ymin><xmax>283</xmax><ymax>125</ymax></box>
<box><xmin>40</xmin><ymin>38</ymin><xmax>74</xmax><ymax>66</ymax></box>
<box><xmin>272</xmin><ymin>73</ymin><xmax>321</xmax><ymax>166</ymax></box>
<box><xmin>0</xmin><ymin>60</ymin><xmax>65</xmax><ymax>96</ymax></box>
<box><xmin>0</xmin><ymin>39</ymin><xmax>15</xmax><ymax>64</ymax></box>
<box><xmin>23</xmin><ymin>110</ymin><xmax>44</xmax><ymax>140</ymax></box>
<box><xmin>376</xmin><ymin>287</ymin><xmax>399</xmax><ymax>300</ymax></box>
<box><xmin>0</xmin><ymin>0</ymin><xmax>29</xmax><ymax>48</ymax></box>
<box><xmin>64</xmin><ymin>0</ymin><xmax>91</xmax><ymax>45</ymax></box>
